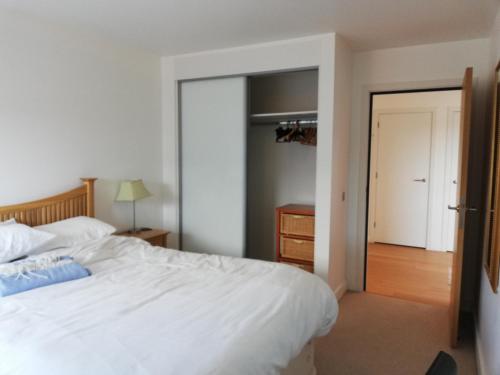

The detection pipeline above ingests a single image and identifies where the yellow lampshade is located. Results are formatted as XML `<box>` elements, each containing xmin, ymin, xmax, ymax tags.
<box><xmin>115</xmin><ymin>180</ymin><xmax>152</xmax><ymax>202</ymax></box>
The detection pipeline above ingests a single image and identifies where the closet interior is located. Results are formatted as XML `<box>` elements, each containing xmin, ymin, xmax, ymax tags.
<box><xmin>246</xmin><ymin>69</ymin><xmax>318</xmax><ymax>271</ymax></box>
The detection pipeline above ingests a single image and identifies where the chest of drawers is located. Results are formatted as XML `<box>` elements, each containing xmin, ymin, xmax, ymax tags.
<box><xmin>276</xmin><ymin>204</ymin><xmax>315</xmax><ymax>273</ymax></box>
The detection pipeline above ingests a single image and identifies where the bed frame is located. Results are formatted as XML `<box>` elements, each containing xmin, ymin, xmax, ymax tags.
<box><xmin>0</xmin><ymin>178</ymin><xmax>96</xmax><ymax>226</ymax></box>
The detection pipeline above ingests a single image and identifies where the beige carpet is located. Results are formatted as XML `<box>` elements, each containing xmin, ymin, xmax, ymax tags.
<box><xmin>315</xmin><ymin>292</ymin><xmax>477</xmax><ymax>375</ymax></box>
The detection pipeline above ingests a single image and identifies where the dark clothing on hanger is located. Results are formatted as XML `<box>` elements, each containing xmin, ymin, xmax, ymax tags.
<box><xmin>275</xmin><ymin>124</ymin><xmax>316</xmax><ymax>146</ymax></box>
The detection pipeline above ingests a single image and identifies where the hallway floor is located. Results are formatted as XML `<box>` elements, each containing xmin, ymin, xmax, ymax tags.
<box><xmin>315</xmin><ymin>293</ymin><xmax>476</xmax><ymax>375</ymax></box>
<box><xmin>366</xmin><ymin>242</ymin><xmax>453</xmax><ymax>306</ymax></box>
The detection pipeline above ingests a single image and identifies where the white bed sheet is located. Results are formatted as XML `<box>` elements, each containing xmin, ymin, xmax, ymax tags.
<box><xmin>0</xmin><ymin>236</ymin><xmax>338</xmax><ymax>375</ymax></box>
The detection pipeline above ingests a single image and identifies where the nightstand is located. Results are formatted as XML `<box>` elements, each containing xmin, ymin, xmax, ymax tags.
<box><xmin>116</xmin><ymin>229</ymin><xmax>170</xmax><ymax>247</ymax></box>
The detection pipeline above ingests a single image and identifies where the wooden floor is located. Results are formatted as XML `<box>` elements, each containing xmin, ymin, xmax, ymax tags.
<box><xmin>366</xmin><ymin>243</ymin><xmax>453</xmax><ymax>306</ymax></box>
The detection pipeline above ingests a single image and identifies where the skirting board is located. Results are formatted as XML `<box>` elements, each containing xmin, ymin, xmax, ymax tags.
<box><xmin>475</xmin><ymin>323</ymin><xmax>488</xmax><ymax>375</ymax></box>
<box><xmin>334</xmin><ymin>280</ymin><xmax>347</xmax><ymax>300</ymax></box>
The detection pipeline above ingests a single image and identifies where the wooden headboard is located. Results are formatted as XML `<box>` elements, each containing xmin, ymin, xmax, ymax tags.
<box><xmin>0</xmin><ymin>178</ymin><xmax>97</xmax><ymax>227</ymax></box>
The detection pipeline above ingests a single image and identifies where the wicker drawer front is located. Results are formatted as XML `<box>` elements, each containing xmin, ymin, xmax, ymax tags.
<box><xmin>280</xmin><ymin>214</ymin><xmax>315</xmax><ymax>237</ymax></box>
<box><xmin>281</xmin><ymin>261</ymin><xmax>314</xmax><ymax>273</ymax></box>
<box><xmin>280</xmin><ymin>236</ymin><xmax>314</xmax><ymax>262</ymax></box>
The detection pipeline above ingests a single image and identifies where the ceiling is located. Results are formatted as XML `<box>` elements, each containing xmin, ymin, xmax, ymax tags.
<box><xmin>0</xmin><ymin>0</ymin><xmax>498</xmax><ymax>55</ymax></box>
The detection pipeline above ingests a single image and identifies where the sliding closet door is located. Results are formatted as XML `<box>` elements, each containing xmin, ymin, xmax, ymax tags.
<box><xmin>180</xmin><ymin>77</ymin><xmax>246</xmax><ymax>257</ymax></box>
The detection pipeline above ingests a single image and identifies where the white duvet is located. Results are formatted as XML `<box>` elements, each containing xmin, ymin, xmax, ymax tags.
<box><xmin>0</xmin><ymin>236</ymin><xmax>338</xmax><ymax>375</ymax></box>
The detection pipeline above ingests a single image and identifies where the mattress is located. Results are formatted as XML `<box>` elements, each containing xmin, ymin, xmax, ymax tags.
<box><xmin>0</xmin><ymin>235</ymin><xmax>338</xmax><ymax>375</ymax></box>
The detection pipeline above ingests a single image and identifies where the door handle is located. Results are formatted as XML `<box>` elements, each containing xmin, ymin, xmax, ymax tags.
<box><xmin>448</xmin><ymin>205</ymin><xmax>478</xmax><ymax>213</ymax></box>
<box><xmin>413</xmin><ymin>178</ymin><xmax>426</xmax><ymax>182</ymax></box>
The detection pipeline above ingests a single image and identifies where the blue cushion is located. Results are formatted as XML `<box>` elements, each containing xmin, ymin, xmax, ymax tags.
<box><xmin>0</xmin><ymin>255</ymin><xmax>91</xmax><ymax>297</ymax></box>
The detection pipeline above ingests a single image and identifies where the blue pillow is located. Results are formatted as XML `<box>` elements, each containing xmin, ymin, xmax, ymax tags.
<box><xmin>0</xmin><ymin>255</ymin><xmax>91</xmax><ymax>297</ymax></box>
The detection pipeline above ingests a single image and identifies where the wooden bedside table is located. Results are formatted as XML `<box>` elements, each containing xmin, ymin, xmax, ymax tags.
<box><xmin>116</xmin><ymin>229</ymin><xmax>170</xmax><ymax>247</ymax></box>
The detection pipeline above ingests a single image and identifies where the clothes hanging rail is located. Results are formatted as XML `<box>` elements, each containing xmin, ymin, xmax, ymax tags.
<box><xmin>278</xmin><ymin>119</ymin><xmax>317</xmax><ymax>126</ymax></box>
<box><xmin>249</xmin><ymin>110</ymin><xmax>317</xmax><ymax>126</ymax></box>
<box><xmin>250</xmin><ymin>119</ymin><xmax>317</xmax><ymax>126</ymax></box>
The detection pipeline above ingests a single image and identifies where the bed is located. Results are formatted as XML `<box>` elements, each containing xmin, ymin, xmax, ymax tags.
<box><xmin>0</xmin><ymin>179</ymin><xmax>338</xmax><ymax>375</ymax></box>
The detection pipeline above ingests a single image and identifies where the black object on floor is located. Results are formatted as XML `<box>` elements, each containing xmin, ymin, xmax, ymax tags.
<box><xmin>426</xmin><ymin>351</ymin><xmax>457</xmax><ymax>375</ymax></box>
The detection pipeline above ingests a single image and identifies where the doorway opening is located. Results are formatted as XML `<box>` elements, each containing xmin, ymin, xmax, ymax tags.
<box><xmin>364</xmin><ymin>88</ymin><xmax>462</xmax><ymax>307</ymax></box>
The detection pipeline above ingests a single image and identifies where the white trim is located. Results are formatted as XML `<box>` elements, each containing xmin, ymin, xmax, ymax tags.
<box><xmin>161</xmin><ymin>59</ymin><xmax>181</xmax><ymax>249</ymax></box>
<box><xmin>475</xmin><ymin>323</ymin><xmax>488</xmax><ymax>375</ymax></box>
<box><xmin>334</xmin><ymin>279</ymin><xmax>348</xmax><ymax>300</ymax></box>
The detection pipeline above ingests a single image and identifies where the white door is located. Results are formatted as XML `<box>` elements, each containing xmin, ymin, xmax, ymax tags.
<box><xmin>443</xmin><ymin>109</ymin><xmax>461</xmax><ymax>251</ymax></box>
<box><xmin>374</xmin><ymin>112</ymin><xmax>432</xmax><ymax>248</ymax></box>
<box><xmin>180</xmin><ymin>77</ymin><xmax>246</xmax><ymax>257</ymax></box>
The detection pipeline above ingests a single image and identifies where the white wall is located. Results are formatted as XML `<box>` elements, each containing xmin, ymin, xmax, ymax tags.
<box><xmin>0</xmin><ymin>8</ymin><xmax>163</xmax><ymax>231</ymax></box>
<box><xmin>368</xmin><ymin>91</ymin><xmax>462</xmax><ymax>251</ymax></box>
<box><xmin>250</xmin><ymin>70</ymin><xmax>318</xmax><ymax>113</ymax></box>
<box><xmin>477</xmin><ymin>10</ymin><xmax>500</xmax><ymax>375</ymax></box>
<box><xmin>346</xmin><ymin>39</ymin><xmax>491</xmax><ymax>312</ymax></box>
<box><xmin>246</xmin><ymin>128</ymin><xmax>316</xmax><ymax>261</ymax></box>
<box><xmin>328</xmin><ymin>35</ymin><xmax>352</xmax><ymax>298</ymax></box>
<box><xmin>162</xmin><ymin>34</ymin><xmax>349</xmax><ymax>296</ymax></box>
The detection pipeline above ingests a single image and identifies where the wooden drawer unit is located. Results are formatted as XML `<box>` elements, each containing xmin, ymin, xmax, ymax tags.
<box><xmin>280</xmin><ymin>236</ymin><xmax>314</xmax><ymax>262</ymax></box>
<box><xmin>147</xmin><ymin>234</ymin><xmax>167</xmax><ymax>247</ymax></box>
<box><xmin>116</xmin><ymin>229</ymin><xmax>169</xmax><ymax>248</ymax></box>
<box><xmin>276</xmin><ymin>204</ymin><xmax>315</xmax><ymax>272</ymax></box>
<box><xmin>280</xmin><ymin>214</ymin><xmax>315</xmax><ymax>237</ymax></box>
<box><xmin>281</xmin><ymin>261</ymin><xmax>314</xmax><ymax>273</ymax></box>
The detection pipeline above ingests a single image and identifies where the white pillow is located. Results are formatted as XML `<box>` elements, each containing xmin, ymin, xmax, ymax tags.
<box><xmin>0</xmin><ymin>223</ymin><xmax>55</xmax><ymax>263</ymax></box>
<box><xmin>0</xmin><ymin>218</ymin><xmax>16</xmax><ymax>225</ymax></box>
<box><xmin>35</xmin><ymin>216</ymin><xmax>116</xmax><ymax>251</ymax></box>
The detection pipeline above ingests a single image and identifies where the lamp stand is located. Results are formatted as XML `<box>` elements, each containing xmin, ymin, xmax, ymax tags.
<box><xmin>132</xmin><ymin>200</ymin><xmax>137</xmax><ymax>233</ymax></box>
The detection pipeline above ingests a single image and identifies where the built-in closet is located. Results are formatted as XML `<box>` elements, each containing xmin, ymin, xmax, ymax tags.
<box><xmin>179</xmin><ymin>69</ymin><xmax>318</xmax><ymax>270</ymax></box>
<box><xmin>246</xmin><ymin>70</ymin><xmax>318</xmax><ymax>269</ymax></box>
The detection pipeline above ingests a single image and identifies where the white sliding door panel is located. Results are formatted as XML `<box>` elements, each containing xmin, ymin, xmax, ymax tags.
<box><xmin>180</xmin><ymin>77</ymin><xmax>246</xmax><ymax>257</ymax></box>
<box><xmin>374</xmin><ymin>112</ymin><xmax>432</xmax><ymax>248</ymax></box>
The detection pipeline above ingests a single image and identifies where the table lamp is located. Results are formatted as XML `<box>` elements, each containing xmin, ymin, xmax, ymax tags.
<box><xmin>115</xmin><ymin>179</ymin><xmax>151</xmax><ymax>233</ymax></box>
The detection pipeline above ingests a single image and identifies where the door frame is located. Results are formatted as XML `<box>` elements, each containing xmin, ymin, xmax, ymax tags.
<box><xmin>363</xmin><ymin>87</ymin><xmax>462</xmax><ymax>290</ymax></box>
